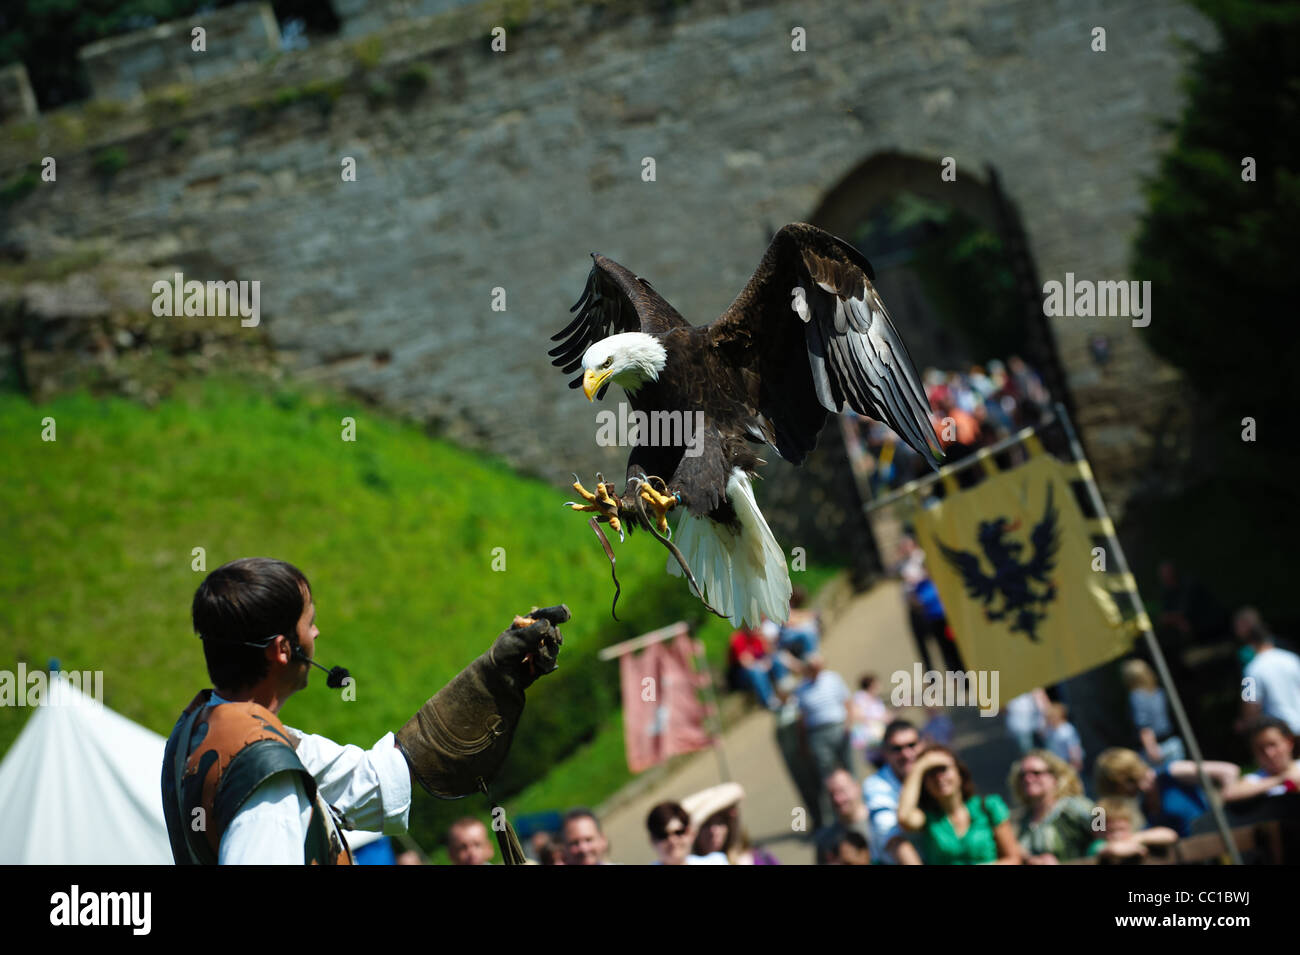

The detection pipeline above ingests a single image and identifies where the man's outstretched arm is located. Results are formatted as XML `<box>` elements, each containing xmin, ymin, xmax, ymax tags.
<box><xmin>397</xmin><ymin>606</ymin><xmax>567</xmax><ymax>799</ymax></box>
<box><xmin>293</xmin><ymin>731</ymin><xmax>412</xmax><ymax>834</ymax></box>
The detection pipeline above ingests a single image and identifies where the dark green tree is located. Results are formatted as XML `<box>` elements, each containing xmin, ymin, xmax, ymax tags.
<box><xmin>1132</xmin><ymin>0</ymin><xmax>1300</xmax><ymax>471</ymax></box>
<box><xmin>1124</xmin><ymin>0</ymin><xmax>1300</xmax><ymax>729</ymax></box>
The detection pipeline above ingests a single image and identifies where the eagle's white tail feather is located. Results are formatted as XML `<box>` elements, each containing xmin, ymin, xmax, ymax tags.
<box><xmin>667</xmin><ymin>469</ymin><xmax>792</xmax><ymax>627</ymax></box>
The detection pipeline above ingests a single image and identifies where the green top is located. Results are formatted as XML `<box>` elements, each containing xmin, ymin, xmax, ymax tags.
<box><xmin>1015</xmin><ymin>795</ymin><xmax>1096</xmax><ymax>861</ymax></box>
<box><xmin>917</xmin><ymin>794</ymin><xmax>1010</xmax><ymax>865</ymax></box>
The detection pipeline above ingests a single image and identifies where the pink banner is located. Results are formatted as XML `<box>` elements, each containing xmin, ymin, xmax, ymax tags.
<box><xmin>620</xmin><ymin>634</ymin><xmax>713</xmax><ymax>773</ymax></box>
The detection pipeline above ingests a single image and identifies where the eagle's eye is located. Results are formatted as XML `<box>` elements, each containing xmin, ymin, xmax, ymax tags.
<box><xmin>602</xmin><ymin>357</ymin><xmax>613</xmax><ymax>369</ymax></box>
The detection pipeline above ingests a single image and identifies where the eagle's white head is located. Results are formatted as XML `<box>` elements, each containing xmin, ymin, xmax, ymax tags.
<box><xmin>580</xmin><ymin>332</ymin><xmax>668</xmax><ymax>401</ymax></box>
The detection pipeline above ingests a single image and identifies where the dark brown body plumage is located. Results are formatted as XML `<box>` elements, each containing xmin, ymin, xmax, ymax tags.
<box><xmin>549</xmin><ymin>223</ymin><xmax>942</xmax><ymax>529</ymax></box>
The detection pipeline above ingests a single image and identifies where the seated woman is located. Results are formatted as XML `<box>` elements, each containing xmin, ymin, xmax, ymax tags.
<box><xmin>897</xmin><ymin>746</ymin><xmax>1020</xmax><ymax>864</ymax></box>
<box><xmin>1087</xmin><ymin>797</ymin><xmax>1178</xmax><ymax>862</ymax></box>
<box><xmin>726</xmin><ymin>624</ymin><xmax>784</xmax><ymax>710</ymax></box>
<box><xmin>1122</xmin><ymin>659</ymin><xmax>1185</xmax><ymax>766</ymax></box>
<box><xmin>1222</xmin><ymin>717</ymin><xmax>1300</xmax><ymax>803</ymax></box>
<box><xmin>645</xmin><ymin>801</ymin><xmax>728</xmax><ymax>865</ymax></box>
<box><xmin>683</xmin><ymin>782</ymin><xmax>779</xmax><ymax>865</ymax></box>
<box><xmin>1008</xmin><ymin>750</ymin><xmax>1095</xmax><ymax>864</ymax></box>
<box><xmin>1094</xmin><ymin>747</ymin><xmax>1240</xmax><ymax>838</ymax></box>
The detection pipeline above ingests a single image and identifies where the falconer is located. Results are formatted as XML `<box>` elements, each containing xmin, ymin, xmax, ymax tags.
<box><xmin>161</xmin><ymin>557</ymin><xmax>566</xmax><ymax>864</ymax></box>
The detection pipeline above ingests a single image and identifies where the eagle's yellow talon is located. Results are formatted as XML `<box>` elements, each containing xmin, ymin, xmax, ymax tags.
<box><xmin>639</xmin><ymin>482</ymin><xmax>677</xmax><ymax>535</ymax></box>
<box><xmin>639</xmin><ymin>483</ymin><xmax>677</xmax><ymax>509</ymax></box>
<box><xmin>567</xmin><ymin>474</ymin><xmax>623</xmax><ymax>531</ymax></box>
<box><xmin>597</xmin><ymin>483</ymin><xmax>619</xmax><ymax>510</ymax></box>
<box><xmin>571</xmin><ymin>479</ymin><xmax>601</xmax><ymax>504</ymax></box>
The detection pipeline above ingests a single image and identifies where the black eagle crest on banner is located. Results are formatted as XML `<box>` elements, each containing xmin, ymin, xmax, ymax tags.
<box><xmin>936</xmin><ymin>483</ymin><xmax>1061</xmax><ymax>642</ymax></box>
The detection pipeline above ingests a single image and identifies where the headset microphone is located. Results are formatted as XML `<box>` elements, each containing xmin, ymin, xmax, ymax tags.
<box><xmin>218</xmin><ymin>633</ymin><xmax>352</xmax><ymax>690</ymax></box>
<box><xmin>292</xmin><ymin>645</ymin><xmax>351</xmax><ymax>689</ymax></box>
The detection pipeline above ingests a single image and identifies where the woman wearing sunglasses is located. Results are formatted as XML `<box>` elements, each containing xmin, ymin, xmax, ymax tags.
<box><xmin>645</xmin><ymin>801</ymin><xmax>729</xmax><ymax>865</ymax></box>
<box><xmin>897</xmin><ymin>746</ymin><xmax>1021</xmax><ymax>864</ymax></box>
<box><xmin>1009</xmin><ymin>750</ymin><xmax>1095</xmax><ymax>863</ymax></box>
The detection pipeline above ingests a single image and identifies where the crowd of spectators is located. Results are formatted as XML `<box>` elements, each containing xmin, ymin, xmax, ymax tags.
<box><xmin>743</xmin><ymin>592</ymin><xmax>1295</xmax><ymax>864</ymax></box>
<box><xmin>439</xmin><ymin>716</ymin><xmax>1295</xmax><ymax>868</ymax></box>
<box><xmin>434</xmin><ymin>586</ymin><xmax>1298</xmax><ymax>865</ymax></box>
<box><xmin>800</xmin><ymin>710</ymin><xmax>1298</xmax><ymax>865</ymax></box>
<box><xmin>842</xmin><ymin>356</ymin><xmax>1051</xmax><ymax>495</ymax></box>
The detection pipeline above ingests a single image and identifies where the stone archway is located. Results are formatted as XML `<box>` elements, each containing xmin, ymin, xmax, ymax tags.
<box><xmin>809</xmin><ymin>151</ymin><xmax>1006</xmax><ymax>239</ymax></box>
<box><xmin>788</xmin><ymin>152</ymin><xmax>1079</xmax><ymax>588</ymax></box>
<box><xmin>807</xmin><ymin>151</ymin><xmax>1072</xmax><ymax>417</ymax></box>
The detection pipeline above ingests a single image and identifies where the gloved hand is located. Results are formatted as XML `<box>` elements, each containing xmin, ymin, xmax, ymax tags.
<box><xmin>493</xmin><ymin>605</ymin><xmax>568</xmax><ymax>687</ymax></box>
<box><xmin>396</xmin><ymin>604</ymin><xmax>569</xmax><ymax>800</ymax></box>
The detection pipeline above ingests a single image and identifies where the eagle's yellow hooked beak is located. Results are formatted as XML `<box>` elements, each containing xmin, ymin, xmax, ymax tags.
<box><xmin>583</xmin><ymin>368</ymin><xmax>613</xmax><ymax>401</ymax></box>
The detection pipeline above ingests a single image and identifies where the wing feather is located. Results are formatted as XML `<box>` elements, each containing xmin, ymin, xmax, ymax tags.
<box><xmin>708</xmin><ymin>223</ymin><xmax>943</xmax><ymax>468</ymax></box>
<box><xmin>802</xmin><ymin>320</ymin><xmax>839</xmax><ymax>414</ymax></box>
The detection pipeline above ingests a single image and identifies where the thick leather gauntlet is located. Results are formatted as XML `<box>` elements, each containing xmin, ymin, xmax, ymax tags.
<box><xmin>396</xmin><ymin>605</ymin><xmax>568</xmax><ymax>799</ymax></box>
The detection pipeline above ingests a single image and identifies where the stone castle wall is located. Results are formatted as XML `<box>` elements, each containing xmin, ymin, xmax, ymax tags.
<box><xmin>1</xmin><ymin>0</ymin><xmax>1214</xmax><ymax>540</ymax></box>
<box><xmin>77</xmin><ymin>3</ymin><xmax>282</xmax><ymax>102</ymax></box>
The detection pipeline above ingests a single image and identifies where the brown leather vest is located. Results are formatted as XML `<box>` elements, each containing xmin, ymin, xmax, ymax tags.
<box><xmin>162</xmin><ymin>690</ymin><xmax>352</xmax><ymax>865</ymax></box>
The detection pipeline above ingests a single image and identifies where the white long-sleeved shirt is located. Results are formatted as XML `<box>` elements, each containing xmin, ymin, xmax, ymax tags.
<box><xmin>210</xmin><ymin>692</ymin><xmax>412</xmax><ymax>864</ymax></box>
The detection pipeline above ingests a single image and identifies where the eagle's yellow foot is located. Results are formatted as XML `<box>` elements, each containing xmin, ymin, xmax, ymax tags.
<box><xmin>638</xmin><ymin>479</ymin><xmax>679</xmax><ymax>535</ymax></box>
<box><xmin>565</xmin><ymin>473</ymin><xmax>623</xmax><ymax>540</ymax></box>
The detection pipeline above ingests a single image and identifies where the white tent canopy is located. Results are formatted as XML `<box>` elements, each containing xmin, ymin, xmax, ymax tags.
<box><xmin>0</xmin><ymin>672</ymin><xmax>172</xmax><ymax>864</ymax></box>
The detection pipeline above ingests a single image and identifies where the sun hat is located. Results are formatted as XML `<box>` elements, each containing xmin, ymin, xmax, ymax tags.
<box><xmin>681</xmin><ymin>782</ymin><xmax>745</xmax><ymax>829</ymax></box>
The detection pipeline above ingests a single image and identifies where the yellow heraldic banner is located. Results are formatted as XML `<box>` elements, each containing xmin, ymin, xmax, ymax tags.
<box><xmin>910</xmin><ymin>449</ymin><xmax>1128</xmax><ymax>702</ymax></box>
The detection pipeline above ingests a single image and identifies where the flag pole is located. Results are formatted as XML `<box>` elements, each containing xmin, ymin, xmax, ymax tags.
<box><xmin>1053</xmin><ymin>402</ymin><xmax>1241</xmax><ymax>865</ymax></box>
<box><xmin>864</xmin><ymin>420</ymin><xmax>1048</xmax><ymax>514</ymax></box>
<box><xmin>690</xmin><ymin>630</ymin><xmax>733</xmax><ymax>784</ymax></box>
<box><xmin>598</xmin><ymin>621</ymin><xmax>690</xmax><ymax>661</ymax></box>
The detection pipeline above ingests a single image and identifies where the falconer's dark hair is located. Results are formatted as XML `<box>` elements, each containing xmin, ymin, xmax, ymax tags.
<box><xmin>192</xmin><ymin>558</ymin><xmax>311</xmax><ymax>691</ymax></box>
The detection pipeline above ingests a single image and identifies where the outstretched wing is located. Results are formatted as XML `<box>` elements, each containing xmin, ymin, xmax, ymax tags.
<box><xmin>1025</xmin><ymin>483</ymin><xmax>1060</xmax><ymax>581</ymax></box>
<box><xmin>549</xmin><ymin>253</ymin><xmax>690</xmax><ymax>392</ymax></box>
<box><xmin>707</xmin><ymin>223</ymin><xmax>943</xmax><ymax>468</ymax></box>
<box><xmin>937</xmin><ymin>539</ymin><xmax>997</xmax><ymax>603</ymax></box>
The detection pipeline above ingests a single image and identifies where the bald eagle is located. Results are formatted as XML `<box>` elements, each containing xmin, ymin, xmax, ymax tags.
<box><xmin>550</xmin><ymin>223</ymin><xmax>942</xmax><ymax>627</ymax></box>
